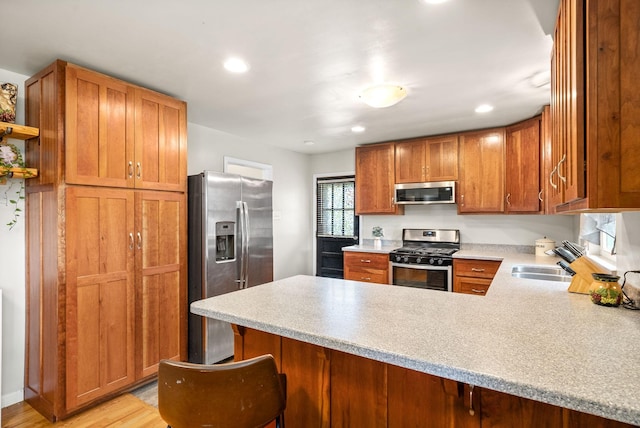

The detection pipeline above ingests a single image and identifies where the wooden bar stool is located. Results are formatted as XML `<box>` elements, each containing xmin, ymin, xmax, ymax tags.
<box><xmin>158</xmin><ymin>354</ymin><xmax>286</xmax><ymax>428</ymax></box>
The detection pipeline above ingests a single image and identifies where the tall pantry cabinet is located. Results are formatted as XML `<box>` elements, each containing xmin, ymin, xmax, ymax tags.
<box><xmin>24</xmin><ymin>60</ymin><xmax>188</xmax><ymax>421</ymax></box>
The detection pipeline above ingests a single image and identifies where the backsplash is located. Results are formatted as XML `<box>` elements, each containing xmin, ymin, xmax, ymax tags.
<box><xmin>360</xmin><ymin>204</ymin><xmax>576</xmax><ymax>246</ymax></box>
<box><xmin>616</xmin><ymin>212</ymin><xmax>640</xmax><ymax>309</ymax></box>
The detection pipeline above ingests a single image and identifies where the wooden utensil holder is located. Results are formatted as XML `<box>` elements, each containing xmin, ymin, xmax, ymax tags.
<box><xmin>567</xmin><ymin>257</ymin><xmax>612</xmax><ymax>294</ymax></box>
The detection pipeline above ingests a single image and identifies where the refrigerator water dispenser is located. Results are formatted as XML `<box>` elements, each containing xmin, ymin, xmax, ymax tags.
<box><xmin>215</xmin><ymin>221</ymin><xmax>235</xmax><ymax>261</ymax></box>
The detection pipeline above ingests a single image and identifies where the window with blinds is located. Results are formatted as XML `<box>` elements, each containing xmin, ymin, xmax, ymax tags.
<box><xmin>317</xmin><ymin>177</ymin><xmax>356</xmax><ymax>238</ymax></box>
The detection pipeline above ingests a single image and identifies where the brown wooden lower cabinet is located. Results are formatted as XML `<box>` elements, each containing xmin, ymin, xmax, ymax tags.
<box><xmin>232</xmin><ymin>326</ymin><xmax>635</xmax><ymax>428</ymax></box>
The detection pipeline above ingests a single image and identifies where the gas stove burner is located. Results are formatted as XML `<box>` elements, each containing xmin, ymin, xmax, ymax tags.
<box><xmin>389</xmin><ymin>228</ymin><xmax>460</xmax><ymax>266</ymax></box>
<box><xmin>396</xmin><ymin>247</ymin><xmax>458</xmax><ymax>256</ymax></box>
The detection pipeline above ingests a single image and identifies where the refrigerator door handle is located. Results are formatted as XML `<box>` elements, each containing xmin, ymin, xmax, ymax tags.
<box><xmin>242</xmin><ymin>201</ymin><xmax>250</xmax><ymax>288</ymax></box>
<box><xmin>236</xmin><ymin>201</ymin><xmax>249</xmax><ymax>289</ymax></box>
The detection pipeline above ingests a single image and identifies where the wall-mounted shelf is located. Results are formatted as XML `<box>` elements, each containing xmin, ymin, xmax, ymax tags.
<box><xmin>0</xmin><ymin>166</ymin><xmax>38</xmax><ymax>180</ymax></box>
<box><xmin>0</xmin><ymin>122</ymin><xmax>40</xmax><ymax>142</ymax></box>
<box><xmin>0</xmin><ymin>123</ymin><xmax>40</xmax><ymax>182</ymax></box>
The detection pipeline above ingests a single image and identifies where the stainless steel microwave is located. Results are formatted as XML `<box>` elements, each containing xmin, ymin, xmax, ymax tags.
<box><xmin>394</xmin><ymin>181</ymin><xmax>456</xmax><ymax>205</ymax></box>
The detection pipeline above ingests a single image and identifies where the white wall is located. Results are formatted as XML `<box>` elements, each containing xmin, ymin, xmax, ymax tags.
<box><xmin>188</xmin><ymin>123</ymin><xmax>314</xmax><ymax>279</ymax></box>
<box><xmin>360</xmin><ymin>205</ymin><xmax>576</xmax><ymax>245</ymax></box>
<box><xmin>0</xmin><ymin>68</ymin><xmax>29</xmax><ymax>407</ymax></box>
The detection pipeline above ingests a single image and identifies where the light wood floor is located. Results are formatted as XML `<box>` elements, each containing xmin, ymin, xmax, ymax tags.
<box><xmin>2</xmin><ymin>394</ymin><xmax>166</xmax><ymax>428</ymax></box>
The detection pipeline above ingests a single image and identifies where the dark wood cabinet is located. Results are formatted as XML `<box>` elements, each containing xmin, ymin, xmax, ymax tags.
<box><xmin>24</xmin><ymin>60</ymin><xmax>187</xmax><ymax>421</ymax></box>
<box><xmin>395</xmin><ymin>135</ymin><xmax>458</xmax><ymax>183</ymax></box>
<box><xmin>135</xmin><ymin>190</ymin><xmax>186</xmax><ymax>378</ymax></box>
<box><xmin>64</xmin><ymin>65</ymin><xmax>187</xmax><ymax>191</ymax></box>
<box><xmin>343</xmin><ymin>251</ymin><xmax>390</xmax><ymax>284</ymax></box>
<box><xmin>505</xmin><ymin>116</ymin><xmax>543</xmax><ymax>213</ymax></box>
<box><xmin>458</xmin><ymin>129</ymin><xmax>505</xmax><ymax>213</ymax></box>
<box><xmin>355</xmin><ymin>143</ymin><xmax>403</xmax><ymax>215</ymax></box>
<box><xmin>64</xmin><ymin>187</ymin><xmax>136</xmax><ymax>409</ymax></box>
<box><xmin>551</xmin><ymin>0</ymin><xmax>640</xmax><ymax>212</ymax></box>
<box><xmin>453</xmin><ymin>259</ymin><xmax>501</xmax><ymax>296</ymax></box>
<box><xmin>233</xmin><ymin>326</ymin><xmax>635</xmax><ymax>428</ymax></box>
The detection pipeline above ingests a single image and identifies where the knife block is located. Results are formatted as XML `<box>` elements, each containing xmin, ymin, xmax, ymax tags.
<box><xmin>567</xmin><ymin>257</ymin><xmax>611</xmax><ymax>294</ymax></box>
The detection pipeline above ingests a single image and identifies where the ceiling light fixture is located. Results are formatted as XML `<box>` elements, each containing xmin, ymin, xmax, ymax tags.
<box><xmin>475</xmin><ymin>104</ymin><xmax>494</xmax><ymax>113</ymax></box>
<box><xmin>223</xmin><ymin>57</ymin><xmax>249</xmax><ymax>73</ymax></box>
<box><xmin>359</xmin><ymin>83</ymin><xmax>407</xmax><ymax>108</ymax></box>
<box><xmin>303</xmin><ymin>140</ymin><xmax>315</xmax><ymax>146</ymax></box>
<box><xmin>421</xmin><ymin>0</ymin><xmax>450</xmax><ymax>4</ymax></box>
<box><xmin>351</xmin><ymin>125</ymin><xmax>366</xmax><ymax>133</ymax></box>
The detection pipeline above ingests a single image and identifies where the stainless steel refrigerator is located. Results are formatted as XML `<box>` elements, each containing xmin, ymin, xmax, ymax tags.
<box><xmin>188</xmin><ymin>171</ymin><xmax>273</xmax><ymax>364</ymax></box>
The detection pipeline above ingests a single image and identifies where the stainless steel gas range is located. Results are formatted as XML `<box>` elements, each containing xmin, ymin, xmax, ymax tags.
<box><xmin>389</xmin><ymin>229</ymin><xmax>460</xmax><ymax>291</ymax></box>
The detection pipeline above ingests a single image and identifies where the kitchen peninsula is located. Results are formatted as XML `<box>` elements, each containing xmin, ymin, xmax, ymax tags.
<box><xmin>191</xmin><ymin>254</ymin><xmax>640</xmax><ymax>427</ymax></box>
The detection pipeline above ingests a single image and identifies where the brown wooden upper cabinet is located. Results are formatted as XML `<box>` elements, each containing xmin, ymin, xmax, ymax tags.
<box><xmin>65</xmin><ymin>63</ymin><xmax>187</xmax><ymax>192</ymax></box>
<box><xmin>505</xmin><ymin>116</ymin><xmax>542</xmax><ymax>214</ymax></box>
<box><xmin>355</xmin><ymin>143</ymin><xmax>403</xmax><ymax>215</ymax></box>
<box><xmin>550</xmin><ymin>0</ymin><xmax>640</xmax><ymax>212</ymax></box>
<box><xmin>458</xmin><ymin>129</ymin><xmax>505</xmax><ymax>213</ymax></box>
<box><xmin>395</xmin><ymin>135</ymin><xmax>458</xmax><ymax>183</ymax></box>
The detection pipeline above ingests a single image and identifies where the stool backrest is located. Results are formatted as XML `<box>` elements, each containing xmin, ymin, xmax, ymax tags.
<box><xmin>158</xmin><ymin>354</ymin><xmax>286</xmax><ymax>428</ymax></box>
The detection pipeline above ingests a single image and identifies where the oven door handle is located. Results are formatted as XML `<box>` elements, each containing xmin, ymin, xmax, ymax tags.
<box><xmin>390</xmin><ymin>262</ymin><xmax>451</xmax><ymax>271</ymax></box>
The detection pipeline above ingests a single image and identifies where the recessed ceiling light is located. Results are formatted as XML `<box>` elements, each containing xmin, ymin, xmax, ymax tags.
<box><xmin>421</xmin><ymin>0</ymin><xmax>449</xmax><ymax>4</ymax></box>
<box><xmin>359</xmin><ymin>84</ymin><xmax>407</xmax><ymax>108</ymax></box>
<box><xmin>351</xmin><ymin>125</ymin><xmax>366</xmax><ymax>133</ymax></box>
<box><xmin>304</xmin><ymin>140</ymin><xmax>315</xmax><ymax>146</ymax></box>
<box><xmin>475</xmin><ymin>104</ymin><xmax>494</xmax><ymax>113</ymax></box>
<box><xmin>223</xmin><ymin>57</ymin><xmax>249</xmax><ymax>73</ymax></box>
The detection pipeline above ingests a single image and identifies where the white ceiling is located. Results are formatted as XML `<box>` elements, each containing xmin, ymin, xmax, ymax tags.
<box><xmin>3</xmin><ymin>0</ymin><xmax>558</xmax><ymax>154</ymax></box>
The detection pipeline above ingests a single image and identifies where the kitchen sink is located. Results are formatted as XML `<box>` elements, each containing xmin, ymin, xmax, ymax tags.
<box><xmin>511</xmin><ymin>265</ymin><xmax>573</xmax><ymax>283</ymax></box>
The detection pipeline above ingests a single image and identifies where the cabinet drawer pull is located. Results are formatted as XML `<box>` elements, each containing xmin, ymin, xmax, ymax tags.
<box><xmin>360</xmin><ymin>259</ymin><xmax>371</xmax><ymax>263</ymax></box>
<box><xmin>557</xmin><ymin>154</ymin><xmax>567</xmax><ymax>184</ymax></box>
<box><xmin>129</xmin><ymin>233</ymin><xmax>134</xmax><ymax>250</ymax></box>
<box><xmin>469</xmin><ymin>385</ymin><xmax>476</xmax><ymax>416</ymax></box>
<box><xmin>128</xmin><ymin>161</ymin><xmax>134</xmax><ymax>178</ymax></box>
<box><xmin>471</xmin><ymin>288</ymin><xmax>486</xmax><ymax>294</ymax></box>
<box><xmin>471</xmin><ymin>268</ymin><xmax>485</xmax><ymax>272</ymax></box>
<box><xmin>361</xmin><ymin>277</ymin><xmax>371</xmax><ymax>281</ymax></box>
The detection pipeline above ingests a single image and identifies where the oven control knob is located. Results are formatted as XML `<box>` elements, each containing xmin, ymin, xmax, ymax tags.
<box><xmin>416</xmin><ymin>257</ymin><xmax>422</xmax><ymax>264</ymax></box>
<box><xmin>395</xmin><ymin>255</ymin><xmax>402</xmax><ymax>262</ymax></box>
<box><xmin>437</xmin><ymin>259</ymin><xmax>444</xmax><ymax>265</ymax></box>
<box><xmin>429</xmin><ymin>258</ymin><xmax>435</xmax><ymax>265</ymax></box>
<box><xmin>402</xmin><ymin>256</ymin><xmax>409</xmax><ymax>263</ymax></box>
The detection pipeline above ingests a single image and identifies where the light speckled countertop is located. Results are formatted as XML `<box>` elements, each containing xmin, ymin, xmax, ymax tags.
<box><xmin>191</xmin><ymin>250</ymin><xmax>640</xmax><ymax>425</ymax></box>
